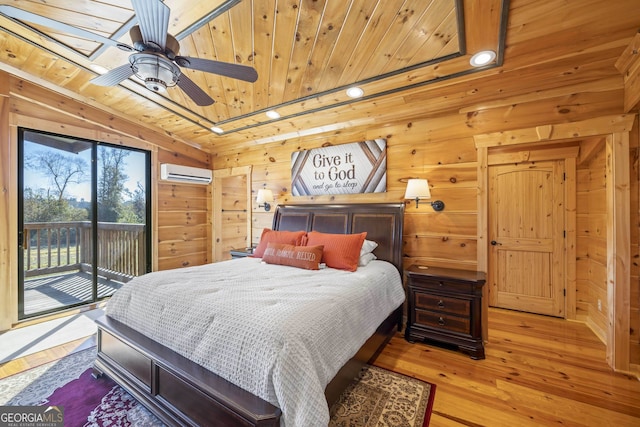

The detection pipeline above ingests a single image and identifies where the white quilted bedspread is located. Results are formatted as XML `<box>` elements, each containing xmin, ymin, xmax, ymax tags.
<box><xmin>106</xmin><ymin>257</ymin><xmax>405</xmax><ymax>427</ymax></box>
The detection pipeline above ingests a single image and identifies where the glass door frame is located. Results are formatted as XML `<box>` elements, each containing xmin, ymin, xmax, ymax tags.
<box><xmin>17</xmin><ymin>127</ymin><xmax>151</xmax><ymax>320</ymax></box>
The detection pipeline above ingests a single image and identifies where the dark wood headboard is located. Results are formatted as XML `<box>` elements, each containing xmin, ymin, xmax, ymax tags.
<box><xmin>272</xmin><ymin>203</ymin><xmax>404</xmax><ymax>274</ymax></box>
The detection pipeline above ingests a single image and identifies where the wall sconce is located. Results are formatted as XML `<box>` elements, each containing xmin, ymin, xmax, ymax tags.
<box><xmin>404</xmin><ymin>178</ymin><xmax>445</xmax><ymax>211</ymax></box>
<box><xmin>256</xmin><ymin>189</ymin><xmax>274</xmax><ymax>211</ymax></box>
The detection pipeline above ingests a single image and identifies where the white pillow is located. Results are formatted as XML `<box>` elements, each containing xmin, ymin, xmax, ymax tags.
<box><xmin>360</xmin><ymin>239</ymin><xmax>378</xmax><ymax>256</ymax></box>
<box><xmin>358</xmin><ymin>252</ymin><xmax>377</xmax><ymax>267</ymax></box>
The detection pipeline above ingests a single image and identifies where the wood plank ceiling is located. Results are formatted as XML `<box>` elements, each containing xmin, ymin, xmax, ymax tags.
<box><xmin>0</xmin><ymin>0</ymin><xmax>638</xmax><ymax>153</ymax></box>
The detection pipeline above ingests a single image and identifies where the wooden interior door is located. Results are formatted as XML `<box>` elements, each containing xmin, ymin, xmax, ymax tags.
<box><xmin>212</xmin><ymin>166</ymin><xmax>252</xmax><ymax>261</ymax></box>
<box><xmin>488</xmin><ymin>160</ymin><xmax>566</xmax><ymax>317</ymax></box>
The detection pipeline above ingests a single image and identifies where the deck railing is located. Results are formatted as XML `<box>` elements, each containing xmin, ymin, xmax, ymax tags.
<box><xmin>24</xmin><ymin>221</ymin><xmax>146</xmax><ymax>282</ymax></box>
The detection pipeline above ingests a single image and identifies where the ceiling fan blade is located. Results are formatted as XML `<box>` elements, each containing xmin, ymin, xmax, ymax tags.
<box><xmin>0</xmin><ymin>5</ymin><xmax>133</xmax><ymax>51</ymax></box>
<box><xmin>131</xmin><ymin>0</ymin><xmax>170</xmax><ymax>51</ymax></box>
<box><xmin>176</xmin><ymin>57</ymin><xmax>258</xmax><ymax>83</ymax></box>
<box><xmin>176</xmin><ymin>74</ymin><xmax>215</xmax><ymax>106</ymax></box>
<box><xmin>90</xmin><ymin>63</ymin><xmax>135</xmax><ymax>86</ymax></box>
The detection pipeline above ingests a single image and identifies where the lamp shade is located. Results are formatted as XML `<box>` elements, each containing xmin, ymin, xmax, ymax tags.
<box><xmin>256</xmin><ymin>189</ymin><xmax>274</xmax><ymax>203</ymax></box>
<box><xmin>404</xmin><ymin>179</ymin><xmax>431</xmax><ymax>200</ymax></box>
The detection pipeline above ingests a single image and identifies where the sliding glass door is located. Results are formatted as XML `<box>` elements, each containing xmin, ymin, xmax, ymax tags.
<box><xmin>96</xmin><ymin>145</ymin><xmax>149</xmax><ymax>298</ymax></box>
<box><xmin>18</xmin><ymin>128</ymin><xmax>151</xmax><ymax>319</ymax></box>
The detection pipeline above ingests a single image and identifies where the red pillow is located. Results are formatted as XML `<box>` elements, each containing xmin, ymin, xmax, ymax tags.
<box><xmin>262</xmin><ymin>242</ymin><xmax>324</xmax><ymax>270</ymax></box>
<box><xmin>304</xmin><ymin>231</ymin><xmax>367</xmax><ymax>272</ymax></box>
<box><xmin>253</xmin><ymin>229</ymin><xmax>306</xmax><ymax>258</ymax></box>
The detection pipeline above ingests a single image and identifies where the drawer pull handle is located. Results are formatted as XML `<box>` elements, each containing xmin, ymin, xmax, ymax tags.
<box><xmin>438</xmin><ymin>281</ymin><xmax>444</xmax><ymax>287</ymax></box>
<box><xmin>437</xmin><ymin>300</ymin><xmax>445</xmax><ymax>308</ymax></box>
<box><xmin>438</xmin><ymin>316</ymin><xmax>445</xmax><ymax>326</ymax></box>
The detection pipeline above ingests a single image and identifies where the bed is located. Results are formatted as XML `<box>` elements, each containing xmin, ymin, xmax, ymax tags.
<box><xmin>93</xmin><ymin>203</ymin><xmax>405</xmax><ymax>427</ymax></box>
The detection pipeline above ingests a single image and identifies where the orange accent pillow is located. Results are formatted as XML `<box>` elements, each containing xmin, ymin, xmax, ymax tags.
<box><xmin>304</xmin><ymin>231</ymin><xmax>367</xmax><ymax>272</ymax></box>
<box><xmin>262</xmin><ymin>242</ymin><xmax>324</xmax><ymax>270</ymax></box>
<box><xmin>253</xmin><ymin>229</ymin><xmax>306</xmax><ymax>258</ymax></box>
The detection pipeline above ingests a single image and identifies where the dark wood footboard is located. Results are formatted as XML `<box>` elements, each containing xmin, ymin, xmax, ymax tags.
<box><xmin>94</xmin><ymin>315</ymin><xmax>281</xmax><ymax>427</ymax></box>
<box><xmin>94</xmin><ymin>305</ymin><xmax>402</xmax><ymax>427</ymax></box>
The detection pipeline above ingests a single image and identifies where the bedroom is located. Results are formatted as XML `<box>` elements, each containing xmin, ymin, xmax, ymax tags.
<box><xmin>0</xmin><ymin>0</ymin><xmax>639</xmax><ymax>425</ymax></box>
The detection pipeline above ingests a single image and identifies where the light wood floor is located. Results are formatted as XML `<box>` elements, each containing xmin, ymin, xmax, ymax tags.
<box><xmin>0</xmin><ymin>334</ymin><xmax>96</xmax><ymax>379</ymax></box>
<box><xmin>375</xmin><ymin>308</ymin><xmax>640</xmax><ymax>427</ymax></box>
<box><xmin>1</xmin><ymin>308</ymin><xmax>638</xmax><ymax>426</ymax></box>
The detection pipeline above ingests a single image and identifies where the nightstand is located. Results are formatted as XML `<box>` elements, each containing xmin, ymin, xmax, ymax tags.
<box><xmin>229</xmin><ymin>248</ymin><xmax>254</xmax><ymax>259</ymax></box>
<box><xmin>405</xmin><ymin>265</ymin><xmax>486</xmax><ymax>359</ymax></box>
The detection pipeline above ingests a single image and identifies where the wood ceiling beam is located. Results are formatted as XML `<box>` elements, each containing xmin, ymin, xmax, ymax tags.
<box><xmin>463</xmin><ymin>0</ymin><xmax>504</xmax><ymax>54</ymax></box>
<box><xmin>615</xmin><ymin>32</ymin><xmax>640</xmax><ymax>112</ymax></box>
<box><xmin>7</xmin><ymin>74</ymin><xmax>209</xmax><ymax>162</ymax></box>
<box><xmin>474</xmin><ymin>114</ymin><xmax>635</xmax><ymax>147</ymax></box>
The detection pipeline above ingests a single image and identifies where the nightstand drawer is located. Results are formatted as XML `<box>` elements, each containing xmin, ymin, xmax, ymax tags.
<box><xmin>415</xmin><ymin>309</ymin><xmax>470</xmax><ymax>335</ymax></box>
<box><xmin>410</xmin><ymin>277</ymin><xmax>476</xmax><ymax>294</ymax></box>
<box><xmin>414</xmin><ymin>292</ymin><xmax>470</xmax><ymax>316</ymax></box>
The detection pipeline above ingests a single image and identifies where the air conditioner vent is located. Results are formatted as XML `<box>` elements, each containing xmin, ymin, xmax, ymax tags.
<box><xmin>160</xmin><ymin>163</ymin><xmax>212</xmax><ymax>185</ymax></box>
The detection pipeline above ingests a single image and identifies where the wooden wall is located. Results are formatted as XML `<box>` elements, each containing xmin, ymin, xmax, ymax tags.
<box><xmin>212</xmin><ymin>57</ymin><xmax>640</xmax><ymax>372</ymax></box>
<box><xmin>576</xmin><ymin>141</ymin><xmax>608</xmax><ymax>340</ymax></box>
<box><xmin>216</xmin><ymin>127</ymin><xmax>481</xmax><ymax>271</ymax></box>
<box><xmin>213</xmin><ymin>107</ymin><xmax>633</xmax><ymax>275</ymax></box>
<box><xmin>574</xmin><ymin>129</ymin><xmax>639</xmax><ymax>367</ymax></box>
<box><xmin>630</xmin><ymin>123</ymin><xmax>640</xmax><ymax>367</ymax></box>
<box><xmin>0</xmin><ymin>73</ymin><xmax>211</xmax><ymax>330</ymax></box>
<box><xmin>156</xmin><ymin>151</ymin><xmax>211</xmax><ymax>271</ymax></box>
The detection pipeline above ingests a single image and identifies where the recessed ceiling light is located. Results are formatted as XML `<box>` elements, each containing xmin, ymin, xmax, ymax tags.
<box><xmin>346</xmin><ymin>87</ymin><xmax>364</xmax><ymax>98</ymax></box>
<box><xmin>90</xmin><ymin>64</ymin><xmax>109</xmax><ymax>74</ymax></box>
<box><xmin>469</xmin><ymin>50</ymin><xmax>496</xmax><ymax>67</ymax></box>
<box><xmin>211</xmin><ymin>126</ymin><xmax>224</xmax><ymax>134</ymax></box>
<box><xmin>266</xmin><ymin>110</ymin><xmax>280</xmax><ymax>119</ymax></box>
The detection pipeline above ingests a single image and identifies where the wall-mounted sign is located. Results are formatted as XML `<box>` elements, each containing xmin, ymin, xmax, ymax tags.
<box><xmin>291</xmin><ymin>139</ymin><xmax>386</xmax><ymax>196</ymax></box>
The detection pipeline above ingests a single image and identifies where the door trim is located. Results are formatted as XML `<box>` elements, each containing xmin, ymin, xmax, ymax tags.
<box><xmin>474</xmin><ymin>114</ymin><xmax>634</xmax><ymax>372</ymax></box>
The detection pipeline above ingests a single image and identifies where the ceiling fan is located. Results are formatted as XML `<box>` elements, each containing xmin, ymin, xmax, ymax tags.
<box><xmin>0</xmin><ymin>0</ymin><xmax>258</xmax><ymax>106</ymax></box>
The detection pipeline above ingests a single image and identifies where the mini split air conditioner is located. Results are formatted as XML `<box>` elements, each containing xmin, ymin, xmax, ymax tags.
<box><xmin>160</xmin><ymin>163</ymin><xmax>212</xmax><ymax>184</ymax></box>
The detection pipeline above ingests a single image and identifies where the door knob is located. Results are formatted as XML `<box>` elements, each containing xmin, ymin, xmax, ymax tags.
<box><xmin>490</xmin><ymin>240</ymin><xmax>502</xmax><ymax>246</ymax></box>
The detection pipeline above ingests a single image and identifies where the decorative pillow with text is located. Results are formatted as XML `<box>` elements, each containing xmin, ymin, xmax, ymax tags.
<box><xmin>262</xmin><ymin>242</ymin><xmax>324</xmax><ymax>270</ymax></box>
<box><xmin>252</xmin><ymin>229</ymin><xmax>307</xmax><ymax>258</ymax></box>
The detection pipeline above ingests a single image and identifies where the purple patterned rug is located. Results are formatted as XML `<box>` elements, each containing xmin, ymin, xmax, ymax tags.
<box><xmin>43</xmin><ymin>369</ymin><xmax>144</xmax><ymax>427</ymax></box>
<box><xmin>1</xmin><ymin>348</ymin><xmax>436</xmax><ymax>426</ymax></box>
<box><xmin>0</xmin><ymin>348</ymin><xmax>161</xmax><ymax>426</ymax></box>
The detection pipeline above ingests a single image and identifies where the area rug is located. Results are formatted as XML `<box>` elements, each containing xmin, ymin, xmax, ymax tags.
<box><xmin>0</xmin><ymin>348</ymin><xmax>435</xmax><ymax>426</ymax></box>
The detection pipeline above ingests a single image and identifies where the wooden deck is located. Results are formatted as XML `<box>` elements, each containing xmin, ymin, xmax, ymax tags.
<box><xmin>23</xmin><ymin>271</ymin><xmax>122</xmax><ymax>316</ymax></box>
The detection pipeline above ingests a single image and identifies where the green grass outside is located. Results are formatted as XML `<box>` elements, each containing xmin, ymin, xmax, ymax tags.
<box><xmin>24</xmin><ymin>246</ymin><xmax>79</xmax><ymax>270</ymax></box>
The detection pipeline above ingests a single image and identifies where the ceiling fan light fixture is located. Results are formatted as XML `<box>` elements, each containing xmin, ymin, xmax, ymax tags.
<box><xmin>266</xmin><ymin>110</ymin><xmax>280</xmax><ymax>119</ymax></box>
<box><xmin>130</xmin><ymin>53</ymin><xmax>180</xmax><ymax>93</ymax></box>
<box><xmin>346</xmin><ymin>87</ymin><xmax>364</xmax><ymax>98</ymax></box>
<box><xmin>146</xmin><ymin>78</ymin><xmax>167</xmax><ymax>92</ymax></box>
<box><xmin>470</xmin><ymin>50</ymin><xmax>496</xmax><ymax>67</ymax></box>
